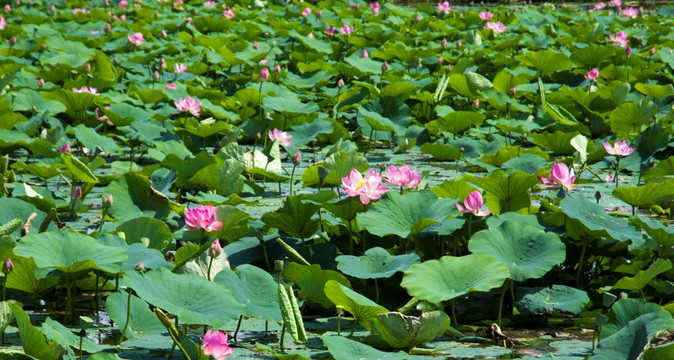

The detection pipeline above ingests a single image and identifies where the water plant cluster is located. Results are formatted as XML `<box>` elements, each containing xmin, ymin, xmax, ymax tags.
<box><xmin>1</xmin><ymin>0</ymin><xmax>674</xmax><ymax>359</ymax></box>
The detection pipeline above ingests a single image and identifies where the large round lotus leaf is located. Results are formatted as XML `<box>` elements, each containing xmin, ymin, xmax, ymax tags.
<box><xmin>591</xmin><ymin>314</ymin><xmax>653</xmax><ymax>360</ymax></box>
<box><xmin>401</xmin><ymin>254</ymin><xmax>510</xmax><ymax>304</ymax></box>
<box><xmin>468</xmin><ymin>221</ymin><xmax>565</xmax><ymax>282</ymax></box>
<box><xmin>104</xmin><ymin>172</ymin><xmax>172</xmax><ymax>222</ymax></box>
<box><xmin>0</xmin><ymin>198</ymin><xmax>55</xmax><ymax>237</ymax></box>
<box><xmin>123</xmin><ymin>268</ymin><xmax>247</xmax><ymax>328</ymax></box>
<box><xmin>324</xmin><ymin>280</ymin><xmax>387</xmax><ymax>331</ymax></box>
<box><xmin>283</xmin><ymin>263</ymin><xmax>350</xmax><ymax>309</ymax></box>
<box><xmin>13</xmin><ymin>230</ymin><xmax>127</xmax><ymax>275</ymax></box>
<box><xmin>323</xmin><ymin>334</ymin><xmax>408</xmax><ymax>360</ymax></box>
<box><xmin>371</xmin><ymin>311</ymin><xmax>450</xmax><ymax>348</ymax></box>
<box><xmin>336</xmin><ymin>247</ymin><xmax>420</xmax><ymax>279</ymax></box>
<box><xmin>97</xmin><ymin>235</ymin><xmax>172</xmax><ymax>273</ymax></box>
<box><xmin>115</xmin><ymin>216</ymin><xmax>172</xmax><ymax>249</ymax></box>
<box><xmin>516</xmin><ymin>285</ymin><xmax>589</xmax><ymax>316</ymax></box>
<box><xmin>213</xmin><ymin>264</ymin><xmax>282</xmax><ymax>322</ymax></box>
<box><xmin>106</xmin><ymin>292</ymin><xmax>165</xmax><ymax>337</ymax></box>
<box><xmin>602</xmin><ymin>298</ymin><xmax>674</xmax><ymax>339</ymax></box>
<box><xmin>357</xmin><ymin>190</ymin><xmax>463</xmax><ymax>239</ymax></box>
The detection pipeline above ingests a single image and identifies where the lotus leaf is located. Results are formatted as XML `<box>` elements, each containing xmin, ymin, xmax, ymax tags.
<box><xmin>336</xmin><ymin>247</ymin><xmax>420</xmax><ymax>279</ymax></box>
<box><xmin>324</xmin><ymin>280</ymin><xmax>388</xmax><ymax>331</ymax></box>
<box><xmin>283</xmin><ymin>263</ymin><xmax>350</xmax><ymax>309</ymax></box>
<box><xmin>213</xmin><ymin>265</ymin><xmax>282</xmax><ymax>322</ymax></box>
<box><xmin>371</xmin><ymin>311</ymin><xmax>450</xmax><ymax>348</ymax></box>
<box><xmin>516</xmin><ymin>285</ymin><xmax>589</xmax><ymax>316</ymax></box>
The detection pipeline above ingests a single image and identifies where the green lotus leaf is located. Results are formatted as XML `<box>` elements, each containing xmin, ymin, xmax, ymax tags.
<box><xmin>302</xmin><ymin>150</ymin><xmax>369</xmax><ymax>187</ymax></box>
<box><xmin>105</xmin><ymin>103</ymin><xmax>151</xmax><ymax>127</ymax></box>
<box><xmin>371</xmin><ymin>311</ymin><xmax>450</xmax><ymax>349</ymax></box>
<box><xmin>289</xmin><ymin>118</ymin><xmax>334</xmax><ymax>146</ymax></box>
<box><xmin>430</xmin><ymin>179</ymin><xmax>476</xmax><ymax>200</ymax></box>
<box><xmin>211</xmin><ymin>205</ymin><xmax>252</xmax><ymax>244</ymax></box>
<box><xmin>643</xmin><ymin>156</ymin><xmax>674</xmax><ymax>183</ymax></box>
<box><xmin>612</xmin><ymin>259</ymin><xmax>672</xmax><ymax>292</ymax></box>
<box><xmin>123</xmin><ymin>268</ymin><xmax>246</xmax><ymax>328</ymax></box>
<box><xmin>213</xmin><ymin>264</ymin><xmax>282</xmax><ymax>322</ymax></box>
<box><xmin>289</xmin><ymin>30</ymin><xmax>333</xmax><ymax>54</ymax></box>
<box><xmin>602</xmin><ymin>298</ymin><xmax>674</xmax><ymax>340</ymax></box>
<box><xmin>449</xmin><ymin>73</ymin><xmax>493</xmax><ymax>99</ymax></box>
<box><xmin>426</xmin><ymin>111</ymin><xmax>485</xmax><ymax>135</ymax></box>
<box><xmin>570</xmin><ymin>45</ymin><xmax>612</xmax><ymax>67</ymax></box>
<box><xmin>336</xmin><ymin>247</ymin><xmax>420</xmax><ymax>279</ymax></box>
<box><xmin>501</xmin><ymin>154</ymin><xmax>548</xmax><ymax>175</ymax></box>
<box><xmin>323</xmin><ymin>334</ymin><xmax>408</xmax><ymax>360</ymax></box>
<box><xmin>104</xmin><ymin>172</ymin><xmax>172</xmax><ymax>222</ymax></box>
<box><xmin>402</xmin><ymin>254</ymin><xmax>510</xmax><ymax>304</ymax></box>
<box><xmin>261</xmin><ymin>195</ymin><xmax>321</xmax><ymax>240</ymax></box>
<box><xmin>630</xmin><ymin>216</ymin><xmax>674</xmax><ymax>247</ymax></box>
<box><xmin>609</xmin><ymin>100</ymin><xmax>658</xmax><ymax>137</ymax></box>
<box><xmin>420</xmin><ymin>142</ymin><xmax>462</xmax><ymax>161</ymax></box>
<box><xmin>518</xmin><ymin>50</ymin><xmax>574</xmax><ymax>75</ymax></box>
<box><xmin>4</xmin><ymin>255</ymin><xmax>58</xmax><ymax>294</ymax></box>
<box><xmin>357</xmin><ymin>190</ymin><xmax>463</xmax><ymax>239</ymax></box>
<box><xmin>61</xmin><ymin>152</ymin><xmax>99</xmax><ymax>184</ymax></box>
<box><xmin>529</xmin><ymin>131</ymin><xmax>580</xmax><ymax>155</ymax></box>
<box><xmin>0</xmin><ymin>300</ymin><xmax>16</xmax><ymax>342</ymax></box>
<box><xmin>465</xmin><ymin>170</ymin><xmax>538</xmax><ymax>214</ymax></box>
<box><xmin>106</xmin><ymin>291</ymin><xmax>168</xmax><ymax>337</ymax></box>
<box><xmin>263</xmin><ymin>96</ymin><xmax>319</xmax><ymax>115</ymax></box>
<box><xmin>42</xmin><ymin>89</ymin><xmax>96</xmax><ymax>118</ymax></box>
<box><xmin>9</xmin><ymin>303</ymin><xmax>64</xmax><ymax>360</ymax></box>
<box><xmin>324</xmin><ymin>280</ymin><xmax>387</xmax><ymax>331</ymax></box>
<box><xmin>283</xmin><ymin>263</ymin><xmax>350</xmax><ymax>310</ymax></box>
<box><xmin>10</xmin><ymin>89</ymin><xmax>66</xmax><ymax>115</ymax></box>
<box><xmin>72</xmin><ymin>124</ymin><xmax>119</xmax><ymax>154</ymax></box>
<box><xmin>14</xmin><ymin>230</ymin><xmax>127</xmax><ymax>275</ymax></box>
<box><xmin>634</xmin><ymin>83</ymin><xmax>674</xmax><ymax>101</ymax></box>
<box><xmin>115</xmin><ymin>216</ymin><xmax>171</xmax><ymax>249</ymax></box>
<box><xmin>98</xmin><ymin>236</ymin><xmax>172</xmax><ymax>273</ymax></box>
<box><xmin>41</xmin><ymin>317</ymin><xmax>107</xmax><ymax>354</ymax></box>
<box><xmin>613</xmin><ymin>181</ymin><xmax>674</xmax><ymax>209</ymax></box>
<box><xmin>561</xmin><ymin>192</ymin><xmax>644</xmax><ymax>248</ymax></box>
<box><xmin>516</xmin><ymin>285</ymin><xmax>589</xmax><ymax>316</ymax></box>
<box><xmin>189</xmin><ymin>160</ymin><xmax>245</xmax><ymax>196</ymax></box>
<box><xmin>469</xmin><ymin>221</ymin><xmax>565</xmax><ymax>282</ymax></box>
<box><xmin>493</xmin><ymin>70</ymin><xmax>530</xmax><ymax>94</ymax></box>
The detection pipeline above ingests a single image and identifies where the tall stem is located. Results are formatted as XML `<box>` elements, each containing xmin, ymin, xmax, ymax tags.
<box><xmin>614</xmin><ymin>157</ymin><xmax>621</xmax><ymax>189</ymax></box>
<box><xmin>451</xmin><ymin>299</ymin><xmax>458</xmax><ymax>329</ymax></box>
<box><xmin>374</xmin><ymin>279</ymin><xmax>380</xmax><ymax>304</ymax></box>
<box><xmin>118</xmin><ymin>289</ymin><xmax>132</xmax><ymax>344</ymax></box>
<box><xmin>233</xmin><ymin>315</ymin><xmax>243</xmax><ymax>342</ymax></box>
<box><xmin>290</xmin><ymin>165</ymin><xmax>297</xmax><ymax>195</ymax></box>
<box><xmin>207</xmin><ymin>257</ymin><xmax>214</xmax><ymax>282</ymax></box>
<box><xmin>576</xmin><ymin>241</ymin><xmax>588</xmax><ymax>287</ymax></box>
<box><xmin>497</xmin><ymin>279</ymin><xmax>509</xmax><ymax>327</ymax></box>
<box><xmin>280</xmin><ymin>322</ymin><xmax>286</xmax><ymax>351</ymax></box>
<box><xmin>347</xmin><ymin>197</ymin><xmax>354</xmax><ymax>255</ymax></box>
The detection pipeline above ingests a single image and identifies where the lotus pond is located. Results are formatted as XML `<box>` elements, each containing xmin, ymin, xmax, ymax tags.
<box><xmin>1</xmin><ymin>0</ymin><xmax>674</xmax><ymax>359</ymax></box>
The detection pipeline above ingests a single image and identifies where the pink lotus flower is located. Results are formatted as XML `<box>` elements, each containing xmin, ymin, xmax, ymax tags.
<box><xmin>58</xmin><ymin>143</ymin><xmax>71</xmax><ymax>153</ymax></box>
<box><xmin>370</xmin><ymin>1</ymin><xmax>380</xmax><ymax>15</ymax></box>
<box><xmin>610</xmin><ymin>0</ymin><xmax>621</xmax><ymax>6</ymax></box>
<box><xmin>301</xmin><ymin>7</ymin><xmax>311</xmax><ymax>16</ymax></box>
<box><xmin>342</xmin><ymin>168</ymin><xmax>388</xmax><ymax>205</ymax></box>
<box><xmin>437</xmin><ymin>1</ymin><xmax>452</xmax><ymax>14</ymax></box>
<box><xmin>590</xmin><ymin>2</ymin><xmax>606</xmax><ymax>11</ymax></box>
<box><xmin>456</xmin><ymin>190</ymin><xmax>491</xmax><ymax>216</ymax></box>
<box><xmin>119</xmin><ymin>0</ymin><xmax>128</xmax><ymax>7</ymax></box>
<box><xmin>174</xmin><ymin>97</ymin><xmax>202</xmax><ymax>117</ymax></box>
<box><xmin>341</xmin><ymin>25</ymin><xmax>354</xmax><ymax>35</ymax></box>
<box><xmin>479</xmin><ymin>11</ymin><xmax>493</xmax><ymax>21</ymax></box>
<box><xmin>384</xmin><ymin>164</ymin><xmax>422</xmax><ymax>189</ymax></box>
<box><xmin>259</xmin><ymin>67</ymin><xmax>269</xmax><ymax>81</ymax></box>
<box><xmin>622</xmin><ymin>7</ymin><xmax>639</xmax><ymax>18</ymax></box>
<box><xmin>605</xmin><ymin>173</ymin><xmax>623</xmax><ymax>183</ymax></box>
<box><xmin>484</xmin><ymin>21</ymin><xmax>507</xmax><ymax>33</ymax></box>
<box><xmin>72</xmin><ymin>86</ymin><xmax>99</xmax><ymax>95</ymax></box>
<box><xmin>0</xmin><ymin>16</ymin><xmax>6</xmax><ymax>30</ymax></box>
<box><xmin>204</xmin><ymin>1</ymin><xmax>216</xmax><ymax>7</ymax></box>
<box><xmin>441</xmin><ymin>37</ymin><xmax>448</xmax><ymax>48</ymax></box>
<box><xmin>128</xmin><ymin>32</ymin><xmax>144</xmax><ymax>46</ymax></box>
<box><xmin>174</xmin><ymin>63</ymin><xmax>187</xmax><ymax>74</ymax></box>
<box><xmin>585</xmin><ymin>68</ymin><xmax>599</xmax><ymax>82</ymax></box>
<box><xmin>603</xmin><ymin>140</ymin><xmax>635</xmax><ymax>157</ymax></box>
<box><xmin>325</xmin><ymin>26</ymin><xmax>336</xmax><ymax>37</ymax></box>
<box><xmin>539</xmin><ymin>163</ymin><xmax>577</xmax><ymax>191</ymax></box>
<box><xmin>268</xmin><ymin>128</ymin><xmax>292</xmax><ymax>146</ymax></box>
<box><xmin>202</xmin><ymin>330</ymin><xmax>233</xmax><ymax>360</ymax></box>
<box><xmin>361</xmin><ymin>49</ymin><xmax>369</xmax><ymax>58</ymax></box>
<box><xmin>610</xmin><ymin>31</ymin><xmax>628</xmax><ymax>47</ymax></box>
<box><xmin>185</xmin><ymin>205</ymin><xmax>223</xmax><ymax>232</ymax></box>
<box><xmin>165</xmin><ymin>83</ymin><xmax>176</xmax><ymax>90</ymax></box>
<box><xmin>223</xmin><ymin>8</ymin><xmax>235</xmax><ymax>19</ymax></box>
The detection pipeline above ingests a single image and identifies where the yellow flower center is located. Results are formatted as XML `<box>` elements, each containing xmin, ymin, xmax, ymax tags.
<box><xmin>354</xmin><ymin>178</ymin><xmax>367</xmax><ymax>191</ymax></box>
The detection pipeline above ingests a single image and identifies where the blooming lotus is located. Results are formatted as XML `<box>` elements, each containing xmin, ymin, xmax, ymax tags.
<box><xmin>72</xmin><ymin>86</ymin><xmax>99</xmax><ymax>95</ymax></box>
<box><xmin>259</xmin><ymin>67</ymin><xmax>269</xmax><ymax>81</ymax></box>
<box><xmin>622</xmin><ymin>7</ymin><xmax>639</xmax><ymax>18</ymax></box>
<box><xmin>204</xmin><ymin>1</ymin><xmax>216</xmax><ymax>7</ymax></box>
<box><xmin>301</xmin><ymin>7</ymin><xmax>311</xmax><ymax>16</ymax></box>
<box><xmin>437</xmin><ymin>1</ymin><xmax>451</xmax><ymax>14</ymax></box>
<box><xmin>174</xmin><ymin>63</ymin><xmax>187</xmax><ymax>74</ymax></box>
<box><xmin>174</xmin><ymin>97</ymin><xmax>202</xmax><ymax>117</ymax></box>
<box><xmin>585</xmin><ymin>68</ymin><xmax>599</xmax><ymax>82</ymax></box>
<box><xmin>128</xmin><ymin>32</ymin><xmax>144</xmax><ymax>46</ymax></box>
<box><xmin>370</xmin><ymin>1</ymin><xmax>380</xmax><ymax>15</ymax></box>
<box><xmin>340</xmin><ymin>25</ymin><xmax>354</xmax><ymax>35</ymax></box>
<box><xmin>590</xmin><ymin>2</ymin><xmax>606</xmax><ymax>11</ymax></box>
<box><xmin>223</xmin><ymin>8</ymin><xmax>235</xmax><ymax>19</ymax></box>
<box><xmin>185</xmin><ymin>205</ymin><xmax>223</xmax><ymax>232</ymax></box>
<box><xmin>484</xmin><ymin>21</ymin><xmax>507</xmax><ymax>33</ymax></box>
<box><xmin>479</xmin><ymin>11</ymin><xmax>493</xmax><ymax>21</ymax></box>
<box><xmin>165</xmin><ymin>83</ymin><xmax>176</xmax><ymax>90</ymax></box>
<box><xmin>456</xmin><ymin>190</ymin><xmax>491</xmax><ymax>216</ymax></box>
<box><xmin>342</xmin><ymin>168</ymin><xmax>388</xmax><ymax>205</ymax></box>
<box><xmin>384</xmin><ymin>164</ymin><xmax>422</xmax><ymax>189</ymax></box>
<box><xmin>539</xmin><ymin>163</ymin><xmax>577</xmax><ymax>191</ymax></box>
<box><xmin>610</xmin><ymin>31</ymin><xmax>628</xmax><ymax>47</ymax></box>
<box><xmin>325</xmin><ymin>26</ymin><xmax>336</xmax><ymax>37</ymax></box>
<box><xmin>603</xmin><ymin>140</ymin><xmax>635</xmax><ymax>157</ymax></box>
<box><xmin>268</xmin><ymin>128</ymin><xmax>292</xmax><ymax>146</ymax></box>
<box><xmin>0</xmin><ymin>16</ymin><xmax>6</xmax><ymax>30</ymax></box>
<box><xmin>202</xmin><ymin>330</ymin><xmax>233</xmax><ymax>360</ymax></box>
<box><xmin>58</xmin><ymin>144</ymin><xmax>71</xmax><ymax>153</ymax></box>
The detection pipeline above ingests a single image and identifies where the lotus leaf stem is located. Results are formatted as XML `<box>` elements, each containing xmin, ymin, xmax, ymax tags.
<box><xmin>374</xmin><ymin>279</ymin><xmax>380</xmax><ymax>304</ymax></box>
<box><xmin>576</xmin><ymin>242</ymin><xmax>588</xmax><ymax>287</ymax></box>
<box><xmin>118</xmin><ymin>289</ymin><xmax>132</xmax><ymax>344</ymax></box>
<box><xmin>451</xmin><ymin>298</ymin><xmax>458</xmax><ymax>330</ymax></box>
<box><xmin>279</xmin><ymin>322</ymin><xmax>286</xmax><ymax>351</ymax></box>
<box><xmin>233</xmin><ymin>315</ymin><xmax>243</xmax><ymax>342</ymax></box>
<box><xmin>290</xmin><ymin>164</ymin><xmax>297</xmax><ymax>195</ymax></box>
<box><xmin>207</xmin><ymin>257</ymin><xmax>214</xmax><ymax>282</ymax></box>
<box><xmin>614</xmin><ymin>157</ymin><xmax>621</xmax><ymax>189</ymax></box>
<box><xmin>497</xmin><ymin>279</ymin><xmax>508</xmax><ymax>327</ymax></box>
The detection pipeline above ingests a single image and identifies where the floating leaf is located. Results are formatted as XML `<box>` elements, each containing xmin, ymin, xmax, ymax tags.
<box><xmin>115</xmin><ymin>216</ymin><xmax>172</xmax><ymax>249</ymax></box>
<box><xmin>104</xmin><ymin>172</ymin><xmax>172</xmax><ymax>222</ymax></box>
<box><xmin>213</xmin><ymin>265</ymin><xmax>283</xmax><ymax>322</ymax></box>
<box><xmin>371</xmin><ymin>311</ymin><xmax>450</xmax><ymax>348</ymax></box>
<box><xmin>323</xmin><ymin>334</ymin><xmax>408</xmax><ymax>360</ymax></box>
<box><xmin>516</xmin><ymin>285</ymin><xmax>589</xmax><ymax>316</ymax></box>
<box><xmin>336</xmin><ymin>247</ymin><xmax>420</xmax><ymax>279</ymax></box>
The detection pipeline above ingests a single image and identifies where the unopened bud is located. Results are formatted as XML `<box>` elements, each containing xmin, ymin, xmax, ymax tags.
<box><xmin>274</xmin><ymin>260</ymin><xmax>284</xmax><ymax>272</ymax></box>
<box><xmin>84</xmin><ymin>64</ymin><xmax>91</xmax><ymax>73</ymax></box>
<box><xmin>442</xmin><ymin>37</ymin><xmax>448</xmax><ymax>48</ymax></box>
<box><xmin>209</xmin><ymin>240</ymin><xmax>223</xmax><ymax>259</ymax></box>
<box><xmin>509</xmin><ymin>87</ymin><xmax>516</xmax><ymax>97</ymax></box>
<box><xmin>361</xmin><ymin>49</ymin><xmax>369</xmax><ymax>58</ymax></box>
<box><xmin>292</xmin><ymin>152</ymin><xmax>301</xmax><ymax>166</ymax></box>
<box><xmin>472</xmin><ymin>98</ymin><xmax>479</xmax><ymax>108</ymax></box>
<box><xmin>337</xmin><ymin>78</ymin><xmax>345</xmax><ymax>88</ymax></box>
<box><xmin>651</xmin><ymin>47</ymin><xmax>656</xmax><ymax>55</ymax></box>
<box><xmin>104</xmin><ymin>194</ymin><xmax>114</xmax><ymax>208</ymax></box>
<box><xmin>625</xmin><ymin>46</ymin><xmax>632</xmax><ymax>57</ymax></box>
<box><xmin>153</xmin><ymin>70</ymin><xmax>160</xmax><ymax>81</ymax></box>
<box><xmin>135</xmin><ymin>261</ymin><xmax>145</xmax><ymax>272</ymax></box>
<box><xmin>457</xmin><ymin>40</ymin><xmax>462</xmax><ymax>48</ymax></box>
<box><xmin>446</xmin><ymin>64</ymin><xmax>452</xmax><ymax>72</ymax></box>
<box><xmin>41</xmin><ymin>43</ymin><xmax>47</xmax><ymax>50</ymax></box>
<box><xmin>161</xmin><ymin>30</ymin><xmax>167</xmax><ymax>38</ymax></box>
<box><xmin>381</xmin><ymin>61</ymin><xmax>388</xmax><ymax>72</ymax></box>
<box><xmin>72</xmin><ymin>187</ymin><xmax>82</xmax><ymax>200</ymax></box>
<box><xmin>437</xmin><ymin>56</ymin><xmax>443</xmax><ymax>64</ymax></box>
<box><xmin>2</xmin><ymin>258</ymin><xmax>13</xmax><ymax>275</ymax></box>
<box><xmin>274</xmin><ymin>64</ymin><xmax>281</xmax><ymax>74</ymax></box>
<box><xmin>9</xmin><ymin>37</ymin><xmax>16</xmax><ymax>46</ymax></box>
<box><xmin>105</xmin><ymin>23</ymin><xmax>112</xmax><ymax>33</ymax></box>
<box><xmin>253</xmin><ymin>42</ymin><xmax>259</xmax><ymax>49</ymax></box>
<box><xmin>38</xmin><ymin>78</ymin><xmax>45</xmax><ymax>87</ymax></box>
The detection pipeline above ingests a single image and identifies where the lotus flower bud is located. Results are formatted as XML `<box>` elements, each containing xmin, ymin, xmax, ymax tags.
<box><xmin>274</xmin><ymin>64</ymin><xmax>281</xmax><ymax>74</ymax></box>
<box><xmin>446</xmin><ymin>64</ymin><xmax>452</xmax><ymax>72</ymax></box>
<box><xmin>84</xmin><ymin>64</ymin><xmax>91</xmax><ymax>73</ymax></box>
<box><xmin>274</xmin><ymin>260</ymin><xmax>284</xmax><ymax>272</ymax></box>
<box><xmin>38</xmin><ymin>78</ymin><xmax>45</xmax><ymax>87</ymax></box>
<box><xmin>105</xmin><ymin>23</ymin><xmax>111</xmax><ymax>33</ymax></box>
<box><xmin>625</xmin><ymin>46</ymin><xmax>632</xmax><ymax>57</ymax></box>
<box><xmin>442</xmin><ymin>37</ymin><xmax>448</xmax><ymax>48</ymax></box>
<box><xmin>9</xmin><ymin>37</ymin><xmax>16</xmax><ymax>46</ymax></box>
<box><xmin>253</xmin><ymin>41</ymin><xmax>259</xmax><ymax>49</ymax></box>
<box><xmin>338</xmin><ymin>78</ymin><xmax>345</xmax><ymax>88</ymax></box>
<box><xmin>651</xmin><ymin>47</ymin><xmax>656</xmax><ymax>55</ymax></box>
<box><xmin>437</xmin><ymin>56</ymin><xmax>443</xmax><ymax>64</ymax></box>
<box><xmin>509</xmin><ymin>87</ymin><xmax>516</xmax><ymax>97</ymax></box>
<box><xmin>161</xmin><ymin>30</ymin><xmax>167</xmax><ymax>38</ymax></box>
<box><xmin>361</xmin><ymin>49</ymin><xmax>369</xmax><ymax>58</ymax></box>
<box><xmin>135</xmin><ymin>261</ymin><xmax>145</xmax><ymax>272</ymax></box>
<box><xmin>2</xmin><ymin>258</ymin><xmax>13</xmax><ymax>275</ymax></box>
<box><xmin>72</xmin><ymin>187</ymin><xmax>82</xmax><ymax>200</ymax></box>
<box><xmin>260</xmin><ymin>67</ymin><xmax>269</xmax><ymax>82</ymax></box>
<box><xmin>457</xmin><ymin>40</ymin><xmax>462</xmax><ymax>48</ymax></box>
<box><xmin>381</xmin><ymin>61</ymin><xmax>388</xmax><ymax>72</ymax></box>
<box><xmin>153</xmin><ymin>70</ymin><xmax>160</xmax><ymax>81</ymax></box>
<box><xmin>209</xmin><ymin>240</ymin><xmax>223</xmax><ymax>259</ymax></box>
<box><xmin>292</xmin><ymin>152</ymin><xmax>301</xmax><ymax>166</ymax></box>
<box><xmin>42</xmin><ymin>43</ymin><xmax>47</xmax><ymax>50</ymax></box>
<box><xmin>473</xmin><ymin>98</ymin><xmax>479</xmax><ymax>108</ymax></box>
<box><xmin>104</xmin><ymin>194</ymin><xmax>114</xmax><ymax>208</ymax></box>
